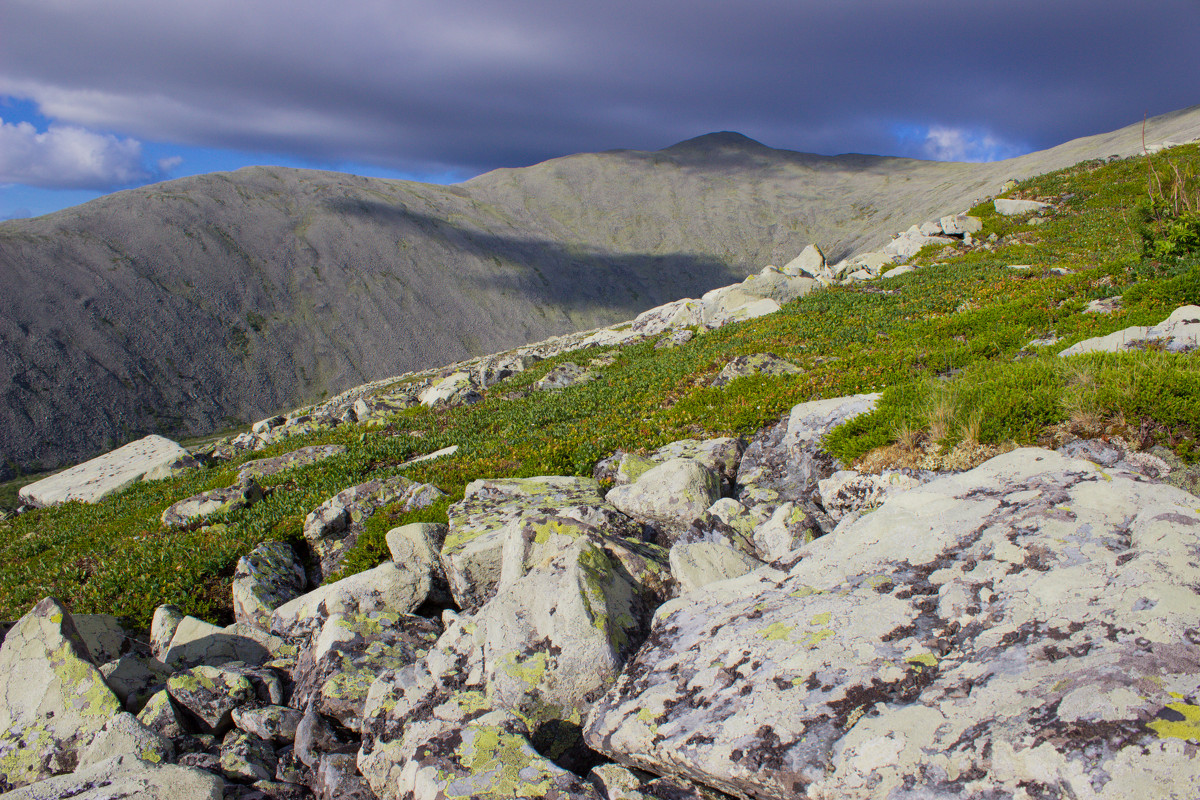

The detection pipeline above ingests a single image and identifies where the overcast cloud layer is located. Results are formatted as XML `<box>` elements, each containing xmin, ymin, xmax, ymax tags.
<box><xmin>1</xmin><ymin>0</ymin><xmax>1198</xmax><ymax>200</ymax></box>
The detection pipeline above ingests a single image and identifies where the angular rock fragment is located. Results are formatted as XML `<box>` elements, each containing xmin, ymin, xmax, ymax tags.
<box><xmin>441</xmin><ymin>475</ymin><xmax>637</xmax><ymax>609</ymax></box>
<box><xmin>606</xmin><ymin>458</ymin><xmax>721</xmax><ymax>539</ymax></box>
<box><xmin>233</xmin><ymin>541</ymin><xmax>307</xmax><ymax>630</ymax></box>
<box><xmin>220</xmin><ymin>729</ymin><xmax>278</xmax><ymax>782</ymax></box>
<box><xmin>166</xmin><ymin>664</ymin><xmax>257</xmax><ymax>734</ymax></box>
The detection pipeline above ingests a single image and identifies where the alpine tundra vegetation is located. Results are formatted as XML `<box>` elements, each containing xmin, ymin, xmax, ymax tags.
<box><xmin>1</xmin><ymin>139</ymin><xmax>1200</xmax><ymax>797</ymax></box>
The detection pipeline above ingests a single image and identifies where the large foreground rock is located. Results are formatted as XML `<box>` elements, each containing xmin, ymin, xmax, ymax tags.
<box><xmin>18</xmin><ymin>435</ymin><xmax>193</xmax><ymax>507</ymax></box>
<box><xmin>585</xmin><ymin>448</ymin><xmax>1200</xmax><ymax>799</ymax></box>
<box><xmin>0</xmin><ymin>598</ymin><xmax>122</xmax><ymax>787</ymax></box>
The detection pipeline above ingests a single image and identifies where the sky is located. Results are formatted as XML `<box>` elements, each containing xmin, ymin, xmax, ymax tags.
<box><xmin>1</xmin><ymin>0</ymin><xmax>1197</xmax><ymax>220</ymax></box>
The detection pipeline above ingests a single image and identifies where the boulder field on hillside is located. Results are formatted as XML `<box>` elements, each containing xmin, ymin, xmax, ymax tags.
<box><xmin>3</xmin><ymin>381</ymin><xmax>1200</xmax><ymax>799</ymax></box>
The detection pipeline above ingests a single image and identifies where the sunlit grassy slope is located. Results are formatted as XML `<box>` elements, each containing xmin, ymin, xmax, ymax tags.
<box><xmin>2</xmin><ymin>145</ymin><xmax>1198</xmax><ymax>628</ymax></box>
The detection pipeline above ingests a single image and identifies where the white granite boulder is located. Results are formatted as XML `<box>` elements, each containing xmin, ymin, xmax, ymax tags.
<box><xmin>605</xmin><ymin>458</ymin><xmax>721</xmax><ymax>536</ymax></box>
<box><xmin>995</xmin><ymin>197</ymin><xmax>1052</xmax><ymax>215</ymax></box>
<box><xmin>419</xmin><ymin>371</ymin><xmax>481</xmax><ymax>407</ymax></box>
<box><xmin>271</xmin><ymin>561</ymin><xmax>435</xmax><ymax>641</ymax></box>
<box><xmin>1</xmin><ymin>754</ymin><xmax>223</xmax><ymax>799</ymax></box>
<box><xmin>1059</xmin><ymin>304</ymin><xmax>1200</xmax><ymax>356</ymax></box>
<box><xmin>19</xmin><ymin>435</ymin><xmax>194</xmax><ymax>507</ymax></box>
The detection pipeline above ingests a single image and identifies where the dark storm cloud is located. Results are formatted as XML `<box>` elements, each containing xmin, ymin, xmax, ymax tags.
<box><xmin>1</xmin><ymin>0</ymin><xmax>1197</xmax><ymax>182</ymax></box>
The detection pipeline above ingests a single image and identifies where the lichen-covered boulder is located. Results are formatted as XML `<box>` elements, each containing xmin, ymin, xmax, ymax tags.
<box><xmin>710</xmin><ymin>353</ymin><xmax>803</xmax><ymax>388</ymax></box>
<box><xmin>480</xmin><ymin>516</ymin><xmax>672</xmax><ymax>727</ymax></box>
<box><xmin>419</xmin><ymin>371</ymin><xmax>481</xmax><ymax>407</ymax></box>
<box><xmin>1</xmin><ymin>754</ymin><xmax>224</xmax><ymax>799</ymax></box>
<box><xmin>161</xmin><ymin>615</ymin><xmax>278</xmax><ymax>669</ymax></box>
<box><xmin>597</xmin><ymin>437</ymin><xmax>746</xmax><ymax>494</ymax></box>
<box><xmin>135</xmin><ymin>690</ymin><xmax>187</xmax><ymax>739</ymax></box>
<box><xmin>166</xmin><ymin>665</ymin><xmax>257</xmax><ymax>734</ymax></box>
<box><xmin>441</xmin><ymin>475</ymin><xmax>638</xmax><ymax>610</ymax></box>
<box><xmin>271</xmin><ymin>561</ymin><xmax>436</xmax><ymax>641</ymax></box>
<box><xmin>149</xmin><ymin>604</ymin><xmax>183</xmax><ymax>660</ymax></box>
<box><xmin>232</xmin><ymin>704</ymin><xmax>303</xmax><ymax>744</ymax></box>
<box><xmin>304</xmin><ymin>475</ymin><xmax>446</xmax><ymax>582</ymax></box>
<box><xmin>77</xmin><ymin>711</ymin><xmax>172</xmax><ymax>769</ymax></box>
<box><xmin>291</xmin><ymin>610</ymin><xmax>441</xmax><ymax>731</ymax></box>
<box><xmin>98</xmin><ymin>652</ymin><xmax>171</xmax><ymax>712</ymax></box>
<box><xmin>631</xmin><ymin>298</ymin><xmax>704</xmax><ymax>336</ymax></box>
<box><xmin>220</xmin><ymin>729</ymin><xmax>278</xmax><ymax>782</ymax></box>
<box><xmin>18</xmin><ymin>435</ymin><xmax>194</xmax><ymax>508</ymax></box>
<box><xmin>817</xmin><ymin>468</ymin><xmax>929</xmax><ymax>524</ymax></box>
<box><xmin>1060</xmin><ymin>304</ymin><xmax>1200</xmax><ymax>356</ymax></box>
<box><xmin>585</xmin><ymin>448</ymin><xmax>1200</xmax><ymax>799</ymax></box>
<box><xmin>160</xmin><ymin>477</ymin><xmax>264</xmax><ymax>527</ymax></box>
<box><xmin>605</xmin><ymin>458</ymin><xmax>721</xmax><ymax>538</ymax></box>
<box><xmin>587</xmin><ymin>763</ymin><xmax>722</xmax><ymax>800</ymax></box>
<box><xmin>533</xmin><ymin>362</ymin><xmax>595</xmax><ymax>391</ymax></box>
<box><xmin>358</xmin><ymin>614</ymin><xmax>489</xmax><ymax>795</ymax></box>
<box><xmin>0</xmin><ymin>597</ymin><xmax>122</xmax><ymax>788</ymax></box>
<box><xmin>314</xmin><ymin>753</ymin><xmax>375</xmax><ymax>800</ymax></box>
<box><xmin>385</xmin><ymin>522</ymin><xmax>452</xmax><ymax>604</ymax></box>
<box><xmin>403</xmin><ymin>711</ymin><xmax>599</xmax><ymax>800</ymax></box>
<box><xmin>237</xmin><ymin>444</ymin><xmax>346</xmax><ymax>481</ymax></box>
<box><xmin>232</xmin><ymin>541</ymin><xmax>307</xmax><ymax>630</ymax></box>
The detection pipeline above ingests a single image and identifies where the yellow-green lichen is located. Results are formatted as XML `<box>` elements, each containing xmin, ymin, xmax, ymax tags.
<box><xmin>810</xmin><ymin>611</ymin><xmax>832</xmax><ymax>626</ymax></box>
<box><xmin>906</xmin><ymin>653</ymin><xmax>939</xmax><ymax>669</ymax></box>
<box><xmin>760</xmin><ymin>622</ymin><xmax>794</xmax><ymax>641</ymax></box>
<box><xmin>1149</xmin><ymin>701</ymin><xmax>1200</xmax><ymax>742</ymax></box>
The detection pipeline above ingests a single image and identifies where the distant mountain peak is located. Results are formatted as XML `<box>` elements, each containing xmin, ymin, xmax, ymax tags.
<box><xmin>663</xmin><ymin>131</ymin><xmax>770</xmax><ymax>152</ymax></box>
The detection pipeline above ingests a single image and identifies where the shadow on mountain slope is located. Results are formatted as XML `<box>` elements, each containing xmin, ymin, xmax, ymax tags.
<box><xmin>323</xmin><ymin>198</ymin><xmax>744</xmax><ymax>313</ymax></box>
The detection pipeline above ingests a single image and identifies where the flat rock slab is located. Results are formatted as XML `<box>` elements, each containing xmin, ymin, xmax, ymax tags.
<box><xmin>710</xmin><ymin>353</ymin><xmax>802</xmax><ymax>388</ymax></box>
<box><xmin>237</xmin><ymin>444</ymin><xmax>346</xmax><ymax>480</ymax></box>
<box><xmin>0</xmin><ymin>598</ymin><xmax>123</xmax><ymax>787</ymax></box>
<box><xmin>19</xmin><ymin>435</ymin><xmax>192</xmax><ymax>507</ymax></box>
<box><xmin>585</xmin><ymin>448</ymin><xmax>1200</xmax><ymax>799</ymax></box>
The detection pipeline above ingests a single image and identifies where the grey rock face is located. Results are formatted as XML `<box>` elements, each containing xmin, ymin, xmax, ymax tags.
<box><xmin>220</xmin><ymin>729</ymin><xmax>278</xmax><ymax>782</ymax></box>
<box><xmin>77</xmin><ymin>711</ymin><xmax>173</xmax><ymax>769</ymax></box>
<box><xmin>304</xmin><ymin>475</ymin><xmax>446</xmax><ymax>582</ymax></box>
<box><xmin>232</xmin><ymin>542</ymin><xmax>307</xmax><ymax>630</ymax></box>
<box><xmin>166</xmin><ymin>665</ymin><xmax>257</xmax><ymax>734</ymax></box>
<box><xmin>585</xmin><ymin>448</ymin><xmax>1200</xmax><ymax>799</ymax></box>
<box><xmin>232</xmin><ymin>705</ymin><xmax>303</xmax><ymax>744</ymax></box>
<box><xmin>0</xmin><ymin>597</ymin><xmax>122</xmax><ymax>788</ymax></box>
<box><xmin>18</xmin><ymin>436</ymin><xmax>194</xmax><ymax>508</ymax></box>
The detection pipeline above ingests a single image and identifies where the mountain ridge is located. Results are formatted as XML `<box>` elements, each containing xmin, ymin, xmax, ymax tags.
<box><xmin>2</xmin><ymin>104</ymin><xmax>1199</xmax><ymax>477</ymax></box>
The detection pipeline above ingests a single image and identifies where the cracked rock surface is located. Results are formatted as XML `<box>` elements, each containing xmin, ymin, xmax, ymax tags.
<box><xmin>584</xmin><ymin>448</ymin><xmax>1200</xmax><ymax>799</ymax></box>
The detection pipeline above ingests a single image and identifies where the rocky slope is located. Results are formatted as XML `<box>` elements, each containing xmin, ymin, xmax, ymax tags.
<box><xmin>3</xmin><ymin>105</ymin><xmax>1199</xmax><ymax>476</ymax></box>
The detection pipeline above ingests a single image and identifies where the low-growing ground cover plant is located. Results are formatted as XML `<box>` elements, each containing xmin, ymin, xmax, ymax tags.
<box><xmin>1</xmin><ymin>145</ymin><xmax>1197</xmax><ymax>628</ymax></box>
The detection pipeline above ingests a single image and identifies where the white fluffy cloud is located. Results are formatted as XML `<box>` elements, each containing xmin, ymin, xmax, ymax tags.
<box><xmin>0</xmin><ymin>118</ymin><xmax>150</xmax><ymax>189</ymax></box>
<box><xmin>922</xmin><ymin>126</ymin><xmax>1024</xmax><ymax>163</ymax></box>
